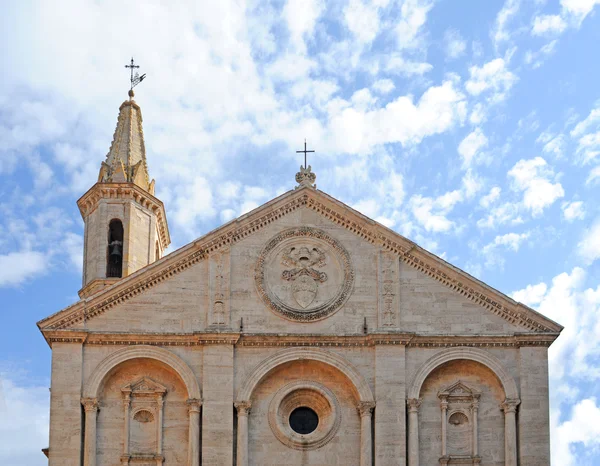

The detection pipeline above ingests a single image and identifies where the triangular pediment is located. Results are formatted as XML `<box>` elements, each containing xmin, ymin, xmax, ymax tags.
<box><xmin>122</xmin><ymin>377</ymin><xmax>167</xmax><ymax>395</ymax></box>
<box><xmin>37</xmin><ymin>185</ymin><xmax>563</xmax><ymax>337</ymax></box>
<box><xmin>439</xmin><ymin>381</ymin><xmax>480</xmax><ymax>399</ymax></box>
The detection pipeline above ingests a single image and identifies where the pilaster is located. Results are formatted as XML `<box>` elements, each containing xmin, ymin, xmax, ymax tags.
<box><xmin>518</xmin><ymin>346</ymin><xmax>551</xmax><ymax>465</ymax></box>
<box><xmin>374</xmin><ymin>344</ymin><xmax>406</xmax><ymax>465</ymax></box>
<box><xmin>48</xmin><ymin>341</ymin><xmax>84</xmax><ymax>466</ymax></box>
<box><xmin>202</xmin><ymin>345</ymin><xmax>234</xmax><ymax>465</ymax></box>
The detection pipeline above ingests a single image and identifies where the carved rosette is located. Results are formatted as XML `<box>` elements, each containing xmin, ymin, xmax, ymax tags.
<box><xmin>255</xmin><ymin>227</ymin><xmax>354</xmax><ymax>322</ymax></box>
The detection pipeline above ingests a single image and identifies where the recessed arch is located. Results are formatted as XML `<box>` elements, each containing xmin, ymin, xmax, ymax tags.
<box><xmin>236</xmin><ymin>347</ymin><xmax>374</xmax><ymax>403</ymax></box>
<box><xmin>408</xmin><ymin>347</ymin><xmax>519</xmax><ymax>400</ymax></box>
<box><xmin>83</xmin><ymin>345</ymin><xmax>201</xmax><ymax>399</ymax></box>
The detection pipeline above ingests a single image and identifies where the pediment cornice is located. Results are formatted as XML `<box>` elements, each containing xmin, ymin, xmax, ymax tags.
<box><xmin>38</xmin><ymin>186</ymin><xmax>562</xmax><ymax>334</ymax></box>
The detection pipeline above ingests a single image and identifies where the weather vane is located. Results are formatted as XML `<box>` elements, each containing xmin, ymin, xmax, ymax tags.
<box><xmin>125</xmin><ymin>57</ymin><xmax>146</xmax><ymax>95</ymax></box>
<box><xmin>296</xmin><ymin>139</ymin><xmax>315</xmax><ymax>169</ymax></box>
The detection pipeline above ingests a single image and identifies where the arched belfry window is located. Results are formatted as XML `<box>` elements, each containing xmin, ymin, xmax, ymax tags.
<box><xmin>107</xmin><ymin>219</ymin><xmax>124</xmax><ymax>278</ymax></box>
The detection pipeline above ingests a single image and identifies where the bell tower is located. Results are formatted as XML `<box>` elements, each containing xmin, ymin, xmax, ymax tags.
<box><xmin>77</xmin><ymin>88</ymin><xmax>170</xmax><ymax>298</ymax></box>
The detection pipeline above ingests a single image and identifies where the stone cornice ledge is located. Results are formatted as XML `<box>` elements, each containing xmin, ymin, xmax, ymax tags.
<box><xmin>39</xmin><ymin>330</ymin><xmax>560</xmax><ymax>348</ymax></box>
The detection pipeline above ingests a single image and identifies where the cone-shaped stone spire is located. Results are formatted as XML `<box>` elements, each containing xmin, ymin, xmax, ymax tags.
<box><xmin>98</xmin><ymin>90</ymin><xmax>155</xmax><ymax>194</ymax></box>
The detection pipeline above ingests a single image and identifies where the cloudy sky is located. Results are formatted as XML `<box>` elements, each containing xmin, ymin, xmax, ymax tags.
<box><xmin>1</xmin><ymin>0</ymin><xmax>600</xmax><ymax>464</ymax></box>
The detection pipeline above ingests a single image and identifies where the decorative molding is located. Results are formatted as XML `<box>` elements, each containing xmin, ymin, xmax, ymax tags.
<box><xmin>39</xmin><ymin>187</ymin><xmax>562</xmax><ymax>335</ymax></box>
<box><xmin>501</xmin><ymin>398</ymin><xmax>521</xmax><ymax>413</ymax></box>
<box><xmin>81</xmin><ymin>397</ymin><xmax>99</xmax><ymax>412</ymax></box>
<box><xmin>407</xmin><ymin>398</ymin><xmax>422</xmax><ymax>413</ymax></box>
<box><xmin>236</xmin><ymin>347</ymin><xmax>375</xmax><ymax>404</ymax></box>
<box><xmin>83</xmin><ymin>345</ymin><xmax>201</xmax><ymax>400</ymax></box>
<box><xmin>255</xmin><ymin>227</ymin><xmax>354</xmax><ymax>322</ymax></box>
<box><xmin>77</xmin><ymin>182</ymin><xmax>170</xmax><ymax>249</ymax></box>
<box><xmin>186</xmin><ymin>398</ymin><xmax>202</xmax><ymax>413</ymax></box>
<box><xmin>40</xmin><ymin>329</ymin><xmax>558</xmax><ymax>349</ymax></box>
<box><xmin>268</xmin><ymin>380</ymin><xmax>340</xmax><ymax>451</ymax></box>
<box><xmin>408</xmin><ymin>347</ymin><xmax>520</xmax><ymax>400</ymax></box>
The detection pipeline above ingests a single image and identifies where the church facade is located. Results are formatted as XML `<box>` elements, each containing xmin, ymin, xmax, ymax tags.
<box><xmin>38</xmin><ymin>91</ymin><xmax>562</xmax><ymax>466</ymax></box>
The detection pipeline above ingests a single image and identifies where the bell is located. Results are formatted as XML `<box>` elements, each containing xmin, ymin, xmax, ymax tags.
<box><xmin>110</xmin><ymin>242</ymin><xmax>122</xmax><ymax>257</ymax></box>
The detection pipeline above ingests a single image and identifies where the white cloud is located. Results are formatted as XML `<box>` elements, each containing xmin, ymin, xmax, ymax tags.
<box><xmin>477</xmin><ymin>201</ymin><xmax>523</xmax><ymax>229</ymax></box>
<box><xmin>465</xmin><ymin>58</ymin><xmax>517</xmax><ymax>102</ymax></box>
<box><xmin>561</xmin><ymin>0</ymin><xmax>600</xmax><ymax>24</ymax></box>
<box><xmin>492</xmin><ymin>0</ymin><xmax>521</xmax><ymax>47</ymax></box>
<box><xmin>443</xmin><ymin>29</ymin><xmax>466</xmax><ymax>60</ymax></box>
<box><xmin>481</xmin><ymin>231</ymin><xmax>530</xmax><ymax>268</ymax></box>
<box><xmin>480</xmin><ymin>186</ymin><xmax>501</xmax><ymax>208</ymax></box>
<box><xmin>553</xmin><ymin>398</ymin><xmax>600</xmax><ymax>466</ymax></box>
<box><xmin>326</xmin><ymin>80</ymin><xmax>467</xmax><ymax>154</ymax></box>
<box><xmin>578</xmin><ymin>219</ymin><xmax>600</xmax><ymax>264</ymax></box>
<box><xmin>462</xmin><ymin>170</ymin><xmax>483</xmax><ymax>198</ymax></box>
<box><xmin>587</xmin><ymin>166</ymin><xmax>600</xmax><ymax>185</ymax></box>
<box><xmin>458</xmin><ymin>128</ymin><xmax>488</xmax><ymax>168</ymax></box>
<box><xmin>469</xmin><ymin>103</ymin><xmax>486</xmax><ymax>125</ymax></box>
<box><xmin>0</xmin><ymin>374</ymin><xmax>49</xmax><ymax>466</ymax></box>
<box><xmin>532</xmin><ymin>15</ymin><xmax>567</xmax><ymax>35</ymax></box>
<box><xmin>384</xmin><ymin>55</ymin><xmax>433</xmax><ymax>76</ymax></box>
<box><xmin>372</xmin><ymin>79</ymin><xmax>395</xmax><ymax>94</ymax></box>
<box><xmin>512</xmin><ymin>282</ymin><xmax>548</xmax><ymax>306</ymax></box>
<box><xmin>571</xmin><ymin>106</ymin><xmax>600</xmax><ymax>164</ymax></box>
<box><xmin>283</xmin><ymin>0</ymin><xmax>325</xmax><ymax>52</ymax></box>
<box><xmin>0</xmin><ymin>251</ymin><xmax>47</xmax><ymax>288</ymax></box>
<box><xmin>508</xmin><ymin>157</ymin><xmax>564</xmax><ymax>216</ymax></box>
<box><xmin>409</xmin><ymin>190</ymin><xmax>463</xmax><ymax>233</ymax></box>
<box><xmin>344</xmin><ymin>0</ymin><xmax>381</xmax><ymax>45</ymax></box>
<box><xmin>542</xmin><ymin>133</ymin><xmax>566</xmax><ymax>158</ymax></box>
<box><xmin>563</xmin><ymin>201</ymin><xmax>585</xmax><ymax>221</ymax></box>
<box><xmin>395</xmin><ymin>0</ymin><xmax>435</xmax><ymax>50</ymax></box>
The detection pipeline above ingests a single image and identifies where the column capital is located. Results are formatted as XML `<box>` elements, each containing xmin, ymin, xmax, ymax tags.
<box><xmin>407</xmin><ymin>398</ymin><xmax>422</xmax><ymax>413</ymax></box>
<box><xmin>235</xmin><ymin>401</ymin><xmax>252</xmax><ymax>416</ymax></box>
<box><xmin>357</xmin><ymin>401</ymin><xmax>376</xmax><ymax>417</ymax></box>
<box><xmin>501</xmin><ymin>398</ymin><xmax>521</xmax><ymax>413</ymax></box>
<box><xmin>186</xmin><ymin>398</ymin><xmax>202</xmax><ymax>413</ymax></box>
<box><xmin>81</xmin><ymin>397</ymin><xmax>99</xmax><ymax>412</ymax></box>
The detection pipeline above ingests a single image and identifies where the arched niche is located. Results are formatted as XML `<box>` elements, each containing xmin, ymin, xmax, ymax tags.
<box><xmin>236</xmin><ymin>347</ymin><xmax>374</xmax><ymax>404</ymax></box>
<box><xmin>83</xmin><ymin>345</ymin><xmax>201</xmax><ymax>400</ymax></box>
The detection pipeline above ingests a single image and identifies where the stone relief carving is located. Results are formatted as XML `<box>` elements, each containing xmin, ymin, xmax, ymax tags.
<box><xmin>209</xmin><ymin>250</ymin><xmax>229</xmax><ymax>327</ymax></box>
<box><xmin>379</xmin><ymin>251</ymin><xmax>398</xmax><ymax>327</ymax></box>
<box><xmin>256</xmin><ymin>227</ymin><xmax>354</xmax><ymax>322</ymax></box>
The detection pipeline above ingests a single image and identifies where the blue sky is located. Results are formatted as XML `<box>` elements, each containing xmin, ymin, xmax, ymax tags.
<box><xmin>1</xmin><ymin>0</ymin><xmax>600</xmax><ymax>464</ymax></box>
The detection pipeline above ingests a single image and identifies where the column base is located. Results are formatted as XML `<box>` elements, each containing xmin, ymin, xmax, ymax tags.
<box><xmin>439</xmin><ymin>455</ymin><xmax>481</xmax><ymax>465</ymax></box>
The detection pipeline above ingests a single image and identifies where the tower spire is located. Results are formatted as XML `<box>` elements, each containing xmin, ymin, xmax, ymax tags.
<box><xmin>98</xmin><ymin>87</ymin><xmax>154</xmax><ymax>194</ymax></box>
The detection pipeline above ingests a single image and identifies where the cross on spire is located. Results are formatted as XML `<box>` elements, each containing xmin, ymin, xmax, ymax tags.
<box><xmin>296</xmin><ymin>139</ymin><xmax>315</xmax><ymax>169</ymax></box>
<box><xmin>125</xmin><ymin>57</ymin><xmax>146</xmax><ymax>94</ymax></box>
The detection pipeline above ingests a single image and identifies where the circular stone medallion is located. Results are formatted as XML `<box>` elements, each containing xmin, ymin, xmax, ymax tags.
<box><xmin>255</xmin><ymin>227</ymin><xmax>354</xmax><ymax>322</ymax></box>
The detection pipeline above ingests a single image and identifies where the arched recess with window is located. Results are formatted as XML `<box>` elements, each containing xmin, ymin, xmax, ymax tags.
<box><xmin>106</xmin><ymin>219</ymin><xmax>124</xmax><ymax>278</ymax></box>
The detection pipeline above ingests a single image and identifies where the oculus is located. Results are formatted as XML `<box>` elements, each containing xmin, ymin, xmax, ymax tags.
<box><xmin>256</xmin><ymin>227</ymin><xmax>354</xmax><ymax>321</ymax></box>
<box><xmin>268</xmin><ymin>380</ymin><xmax>341</xmax><ymax>451</ymax></box>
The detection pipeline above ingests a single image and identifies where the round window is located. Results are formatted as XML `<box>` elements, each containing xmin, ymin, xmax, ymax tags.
<box><xmin>289</xmin><ymin>407</ymin><xmax>319</xmax><ymax>435</ymax></box>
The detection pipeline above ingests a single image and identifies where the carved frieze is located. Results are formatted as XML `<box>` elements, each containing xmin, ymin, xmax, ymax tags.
<box><xmin>255</xmin><ymin>227</ymin><xmax>354</xmax><ymax>322</ymax></box>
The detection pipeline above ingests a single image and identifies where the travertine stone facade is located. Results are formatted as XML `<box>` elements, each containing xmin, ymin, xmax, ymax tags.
<box><xmin>38</xmin><ymin>95</ymin><xmax>562</xmax><ymax>466</ymax></box>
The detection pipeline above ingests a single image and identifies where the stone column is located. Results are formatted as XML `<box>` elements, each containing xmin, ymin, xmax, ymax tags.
<box><xmin>471</xmin><ymin>397</ymin><xmax>480</xmax><ymax>457</ymax></box>
<box><xmin>121</xmin><ymin>391</ymin><xmax>131</xmax><ymax>464</ymax></box>
<box><xmin>407</xmin><ymin>398</ymin><xmax>421</xmax><ymax>466</ymax></box>
<box><xmin>502</xmin><ymin>398</ymin><xmax>520</xmax><ymax>466</ymax></box>
<box><xmin>440</xmin><ymin>399</ymin><xmax>448</xmax><ymax>457</ymax></box>
<box><xmin>81</xmin><ymin>398</ymin><xmax>99</xmax><ymax>466</ymax></box>
<box><xmin>187</xmin><ymin>398</ymin><xmax>202</xmax><ymax>466</ymax></box>
<box><xmin>358</xmin><ymin>401</ymin><xmax>375</xmax><ymax>466</ymax></box>
<box><xmin>235</xmin><ymin>401</ymin><xmax>252</xmax><ymax>466</ymax></box>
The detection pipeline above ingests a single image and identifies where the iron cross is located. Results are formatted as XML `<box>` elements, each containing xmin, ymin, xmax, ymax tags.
<box><xmin>125</xmin><ymin>57</ymin><xmax>146</xmax><ymax>90</ymax></box>
<box><xmin>296</xmin><ymin>140</ymin><xmax>315</xmax><ymax>169</ymax></box>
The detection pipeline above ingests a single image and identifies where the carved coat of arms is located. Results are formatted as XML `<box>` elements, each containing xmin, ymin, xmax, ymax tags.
<box><xmin>281</xmin><ymin>246</ymin><xmax>328</xmax><ymax>308</ymax></box>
